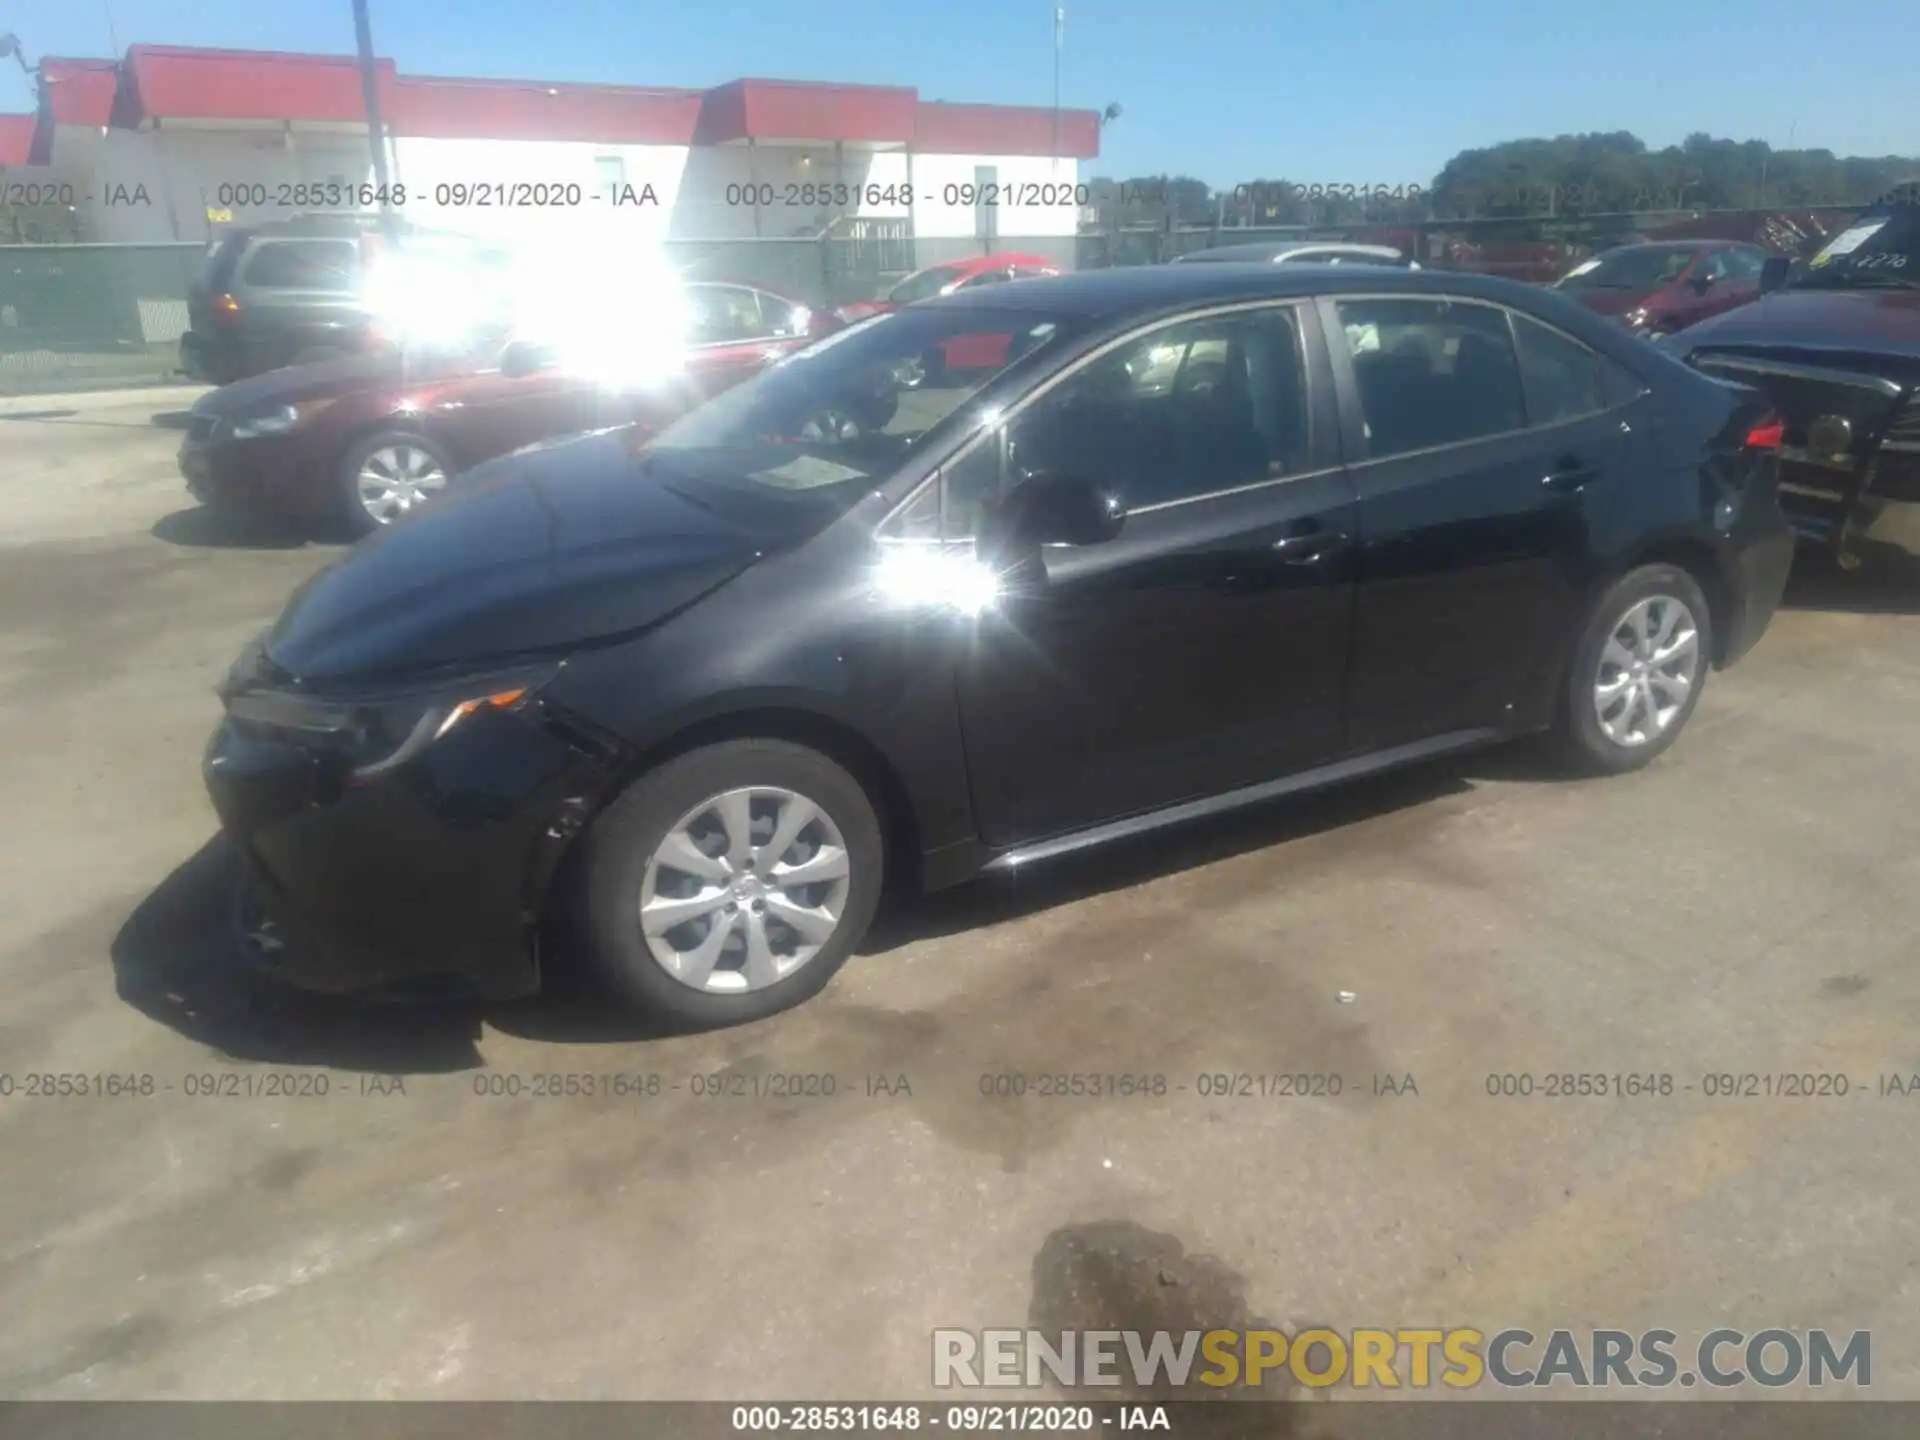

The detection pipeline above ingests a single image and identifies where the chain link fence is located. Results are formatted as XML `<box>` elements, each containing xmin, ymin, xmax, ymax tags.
<box><xmin>0</xmin><ymin>207</ymin><xmax>1866</xmax><ymax>395</ymax></box>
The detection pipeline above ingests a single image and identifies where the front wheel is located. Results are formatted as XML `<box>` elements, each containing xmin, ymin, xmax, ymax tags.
<box><xmin>337</xmin><ymin>431</ymin><xmax>453</xmax><ymax>536</ymax></box>
<box><xmin>1551</xmin><ymin>564</ymin><xmax>1713</xmax><ymax>774</ymax></box>
<box><xmin>578</xmin><ymin>740</ymin><xmax>885</xmax><ymax>1026</ymax></box>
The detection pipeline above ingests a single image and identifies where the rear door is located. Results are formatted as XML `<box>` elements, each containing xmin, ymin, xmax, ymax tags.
<box><xmin>1325</xmin><ymin>294</ymin><xmax>1635</xmax><ymax>752</ymax></box>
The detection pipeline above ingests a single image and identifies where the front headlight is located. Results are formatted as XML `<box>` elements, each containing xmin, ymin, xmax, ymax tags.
<box><xmin>228</xmin><ymin>399</ymin><xmax>336</xmax><ymax>440</ymax></box>
<box><xmin>1623</xmin><ymin>306</ymin><xmax>1652</xmax><ymax>330</ymax></box>
<box><xmin>228</xmin><ymin>405</ymin><xmax>301</xmax><ymax>440</ymax></box>
<box><xmin>225</xmin><ymin>662</ymin><xmax>557</xmax><ymax>780</ymax></box>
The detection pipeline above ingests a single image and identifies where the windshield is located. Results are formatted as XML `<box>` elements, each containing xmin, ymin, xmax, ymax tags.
<box><xmin>1793</xmin><ymin>205</ymin><xmax>1920</xmax><ymax>288</ymax></box>
<box><xmin>1556</xmin><ymin>247</ymin><xmax>1697</xmax><ymax>290</ymax></box>
<box><xmin>887</xmin><ymin>263</ymin><xmax>969</xmax><ymax>305</ymax></box>
<box><xmin>643</xmin><ymin>305</ymin><xmax>1083</xmax><ymax>495</ymax></box>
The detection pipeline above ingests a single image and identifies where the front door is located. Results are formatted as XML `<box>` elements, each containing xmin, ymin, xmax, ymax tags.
<box><xmin>950</xmin><ymin>303</ymin><xmax>1359</xmax><ymax>845</ymax></box>
<box><xmin>1324</xmin><ymin>295</ymin><xmax>1633</xmax><ymax>752</ymax></box>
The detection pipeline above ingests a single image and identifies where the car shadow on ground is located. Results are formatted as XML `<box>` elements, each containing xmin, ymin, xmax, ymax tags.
<box><xmin>114</xmin><ymin>757</ymin><xmax>1497</xmax><ymax>1071</ymax></box>
<box><xmin>149</xmin><ymin>506</ymin><xmax>324</xmax><ymax>551</ymax></box>
<box><xmin>149</xmin><ymin>410</ymin><xmax>195</xmax><ymax>430</ymax></box>
<box><xmin>1781</xmin><ymin>546</ymin><xmax>1920</xmax><ymax>616</ymax></box>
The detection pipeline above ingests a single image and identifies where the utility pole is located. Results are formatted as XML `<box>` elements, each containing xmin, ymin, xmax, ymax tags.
<box><xmin>1052</xmin><ymin>6</ymin><xmax>1063</xmax><ymax>174</ymax></box>
<box><xmin>350</xmin><ymin>0</ymin><xmax>397</xmax><ymax>235</ymax></box>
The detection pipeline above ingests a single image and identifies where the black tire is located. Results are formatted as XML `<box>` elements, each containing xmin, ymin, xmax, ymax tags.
<box><xmin>335</xmin><ymin>430</ymin><xmax>454</xmax><ymax>537</ymax></box>
<box><xmin>578</xmin><ymin>740</ymin><xmax>885</xmax><ymax>1027</ymax></box>
<box><xmin>1551</xmin><ymin>563</ymin><xmax>1713</xmax><ymax>775</ymax></box>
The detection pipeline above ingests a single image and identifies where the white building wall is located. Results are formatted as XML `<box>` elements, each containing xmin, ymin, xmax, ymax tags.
<box><xmin>908</xmin><ymin>153</ymin><xmax>1081</xmax><ymax>242</ymax></box>
<box><xmin>81</xmin><ymin>127</ymin><xmax>377</xmax><ymax>242</ymax></box>
<box><xmin>667</xmin><ymin>144</ymin><xmax>910</xmax><ymax>240</ymax></box>
<box><xmin>390</xmin><ymin>136</ymin><xmax>688</xmax><ymax>254</ymax></box>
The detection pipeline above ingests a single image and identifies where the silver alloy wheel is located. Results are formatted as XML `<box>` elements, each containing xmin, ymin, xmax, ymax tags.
<box><xmin>1593</xmin><ymin>593</ymin><xmax>1701</xmax><ymax>747</ymax></box>
<box><xmin>639</xmin><ymin>785</ymin><xmax>853</xmax><ymax>993</ymax></box>
<box><xmin>356</xmin><ymin>444</ymin><xmax>448</xmax><ymax>524</ymax></box>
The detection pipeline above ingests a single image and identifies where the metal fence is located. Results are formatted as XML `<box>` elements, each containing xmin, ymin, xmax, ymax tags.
<box><xmin>0</xmin><ymin>243</ymin><xmax>206</xmax><ymax>394</ymax></box>
<box><xmin>0</xmin><ymin>206</ymin><xmax>1867</xmax><ymax>395</ymax></box>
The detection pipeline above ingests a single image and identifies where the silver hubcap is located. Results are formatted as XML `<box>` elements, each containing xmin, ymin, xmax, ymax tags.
<box><xmin>639</xmin><ymin>786</ymin><xmax>852</xmax><ymax>993</ymax></box>
<box><xmin>356</xmin><ymin>445</ymin><xmax>447</xmax><ymax>523</ymax></box>
<box><xmin>1593</xmin><ymin>594</ymin><xmax>1700</xmax><ymax>747</ymax></box>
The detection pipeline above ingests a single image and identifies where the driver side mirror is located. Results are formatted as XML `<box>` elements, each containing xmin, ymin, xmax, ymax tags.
<box><xmin>979</xmin><ymin>472</ymin><xmax>1125</xmax><ymax>563</ymax></box>
<box><xmin>1759</xmin><ymin>256</ymin><xmax>1792</xmax><ymax>294</ymax></box>
<box><xmin>500</xmin><ymin>339</ymin><xmax>558</xmax><ymax>379</ymax></box>
<box><xmin>1690</xmin><ymin>271</ymin><xmax>1717</xmax><ymax>294</ymax></box>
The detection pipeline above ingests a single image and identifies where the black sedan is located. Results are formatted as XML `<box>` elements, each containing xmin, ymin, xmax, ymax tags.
<box><xmin>205</xmin><ymin>264</ymin><xmax>1794</xmax><ymax>1025</ymax></box>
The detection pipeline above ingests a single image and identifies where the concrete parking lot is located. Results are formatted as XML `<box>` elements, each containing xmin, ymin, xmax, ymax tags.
<box><xmin>3</xmin><ymin>387</ymin><xmax>1919</xmax><ymax>1405</ymax></box>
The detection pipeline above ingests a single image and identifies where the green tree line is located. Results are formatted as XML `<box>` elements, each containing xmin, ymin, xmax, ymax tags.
<box><xmin>1090</xmin><ymin>131</ymin><xmax>1920</xmax><ymax>228</ymax></box>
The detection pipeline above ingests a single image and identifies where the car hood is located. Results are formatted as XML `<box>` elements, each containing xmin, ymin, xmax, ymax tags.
<box><xmin>1672</xmin><ymin>288</ymin><xmax>1920</xmax><ymax>360</ymax></box>
<box><xmin>193</xmin><ymin>348</ymin><xmax>483</xmax><ymax>416</ymax></box>
<box><xmin>266</xmin><ymin>430</ymin><xmax>807</xmax><ymax>684</ymax></box>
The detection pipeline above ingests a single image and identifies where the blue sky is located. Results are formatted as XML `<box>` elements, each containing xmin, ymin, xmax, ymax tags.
<box><xmin>5</xmin><ymin>0</ymin><xmax>1916</xmax><ymax>186</ymax></box>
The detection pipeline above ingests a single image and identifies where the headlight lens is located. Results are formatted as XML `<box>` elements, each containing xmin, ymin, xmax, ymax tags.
<box><xmin>229</xmin><ymin>399</ymin><xmax>336</xmax><ymax>439</ymax></box>
<box><xmin>225</xmin><ymin>662</ymin><xmax>557</xmax><ymax>779</ymax></box>
<box><xmin>228</xmin><ymin>405</ymin><xmax>300</xmax><ymax>439</ymax></box>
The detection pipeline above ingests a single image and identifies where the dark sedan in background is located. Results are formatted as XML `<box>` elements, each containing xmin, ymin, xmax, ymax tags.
<box><xmin>1554</xmin><ymin>240</ymin><xmax>1771</xmax><ymax>339</ymax></box>
<box><xmin>180</xmin><ymin>280</ymin><xmax>832</xmax><ymax>535</ymax></box>
<box><xmin>204</xmin><ymin>264</ymin><xmax>1792</xmax><ymax>1028</ymax></box>
<box><xmin>1664</xmin><ymin>181</ymin><xmax>1920</xmax><ymax>565</ymax></box>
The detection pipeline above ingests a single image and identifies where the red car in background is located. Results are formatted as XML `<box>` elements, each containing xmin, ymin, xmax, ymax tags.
<box><xmin>178</xmin><ymin>280</ymin><xmax>837</xmax><ymax>536</ymax></box>
<box><xmin>837</xmin><ymin>252</ymin><xmax>1062</xmax><ymax>372</ymax></box>
<box><xmin>1552</xmin><ymin>240</ymin><xmax>1771</xmax><ymax>338</ymax></box>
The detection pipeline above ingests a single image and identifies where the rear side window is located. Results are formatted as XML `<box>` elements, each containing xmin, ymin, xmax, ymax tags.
<box><xmin>1512</xmin><ymin>314</ymin><xmax>1605</xmax><ymax>426</ymax></box>
<box><xmin>1335</xmin><ymin>298</ymin><xmax>1526</xmax><ymax>458</ymax></box>
<box><xmin>240</xmin><ymin>239</ymin><xmax>358</xmax><ymax>291</ymax></box>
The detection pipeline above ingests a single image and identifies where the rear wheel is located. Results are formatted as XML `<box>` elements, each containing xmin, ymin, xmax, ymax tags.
<box><xmin>579</xmin><ymin>740</ymin><xmax>885</xmax><ymax>1026</ymax></box>
<box><xmin>1552</xmin><ymin>564</ymin><xmax>1712</xmax><ymax>774</ymax></box>
<box><xmin>337</xmin><ymin>431</ymin><xmax>453</xmax><ymax>536</ymax></box>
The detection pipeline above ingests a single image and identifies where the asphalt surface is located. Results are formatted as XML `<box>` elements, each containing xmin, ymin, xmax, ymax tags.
<box><xmin>3</xmin><ymin>386</ymin><xmax>1919</xmax><ymax>1405</ymax></box>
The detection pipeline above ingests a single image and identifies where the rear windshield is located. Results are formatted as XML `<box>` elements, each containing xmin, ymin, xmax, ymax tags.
<box><xmin>195</xmin><ymin>236</ymin><xmax>247</xmax><ymax>291</ymax></box>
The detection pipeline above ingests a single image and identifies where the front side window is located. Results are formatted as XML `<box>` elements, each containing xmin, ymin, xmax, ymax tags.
<box><xmin>240</xmin><ymin>239</ymin><xmax>357</xmax><ymax>291</ymax></box>
<box><xmin>1335</xmin><ymin>298</ymin><xmax>1525</xmax><ymax>458</ymax></box>
<box><xmin>685</xmin><ymin>286</ymin><xmax>765</xmax><ymax>345</ymax></box>
<box><xmin>934</xmin><ymin>307</ymin><xmax>1310</xmax><ymax>538</ymax></box>
<box><xmin>1511</xmin><ymin>314</ymin><xmax>1605</xmax><ymax>427</ymax></box>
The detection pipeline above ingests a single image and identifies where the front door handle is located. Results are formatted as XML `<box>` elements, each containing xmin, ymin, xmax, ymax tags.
<box><xmin>1541</xmin><ymin>460</ymin><xmax>1601</xmax><ymax>494</ymax></box>
<box><xmin>1270</xmin><ymin>530</ymin><xmax>1352</xmax><ymax>566</ymax></box>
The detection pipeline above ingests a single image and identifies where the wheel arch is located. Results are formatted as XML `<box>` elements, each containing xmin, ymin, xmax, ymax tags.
<box><xmin>599</xmin><ymin>705</ymin><xmax>926</xmax><ymax>898</ymax></box>
<box><xmin>1618</xmin><ymin>536</ymin><xmax>1733</xmax><ymax>665</ymax></box>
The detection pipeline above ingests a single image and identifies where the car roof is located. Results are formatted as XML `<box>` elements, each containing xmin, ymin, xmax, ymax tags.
<box><xmin>1180</xmin><ymin>241</ymin><xmax>1403</xmax><ymax>263</ymax></box>
<box><xmin>921</xmin><ymin>262</ymin><xmax>1536</xmax><ymax>320</ymax></box>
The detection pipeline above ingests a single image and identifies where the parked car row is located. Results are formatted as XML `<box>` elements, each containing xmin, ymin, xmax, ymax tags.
<box><xmin>180</xmin><ymin>278</ymin><xmax>838</xmax><ymax>535</ymax></box>
<box><xmin>204</xmin><ymin>261</ymin><xmax>1795</xmax><ymax>1026</ymax></box>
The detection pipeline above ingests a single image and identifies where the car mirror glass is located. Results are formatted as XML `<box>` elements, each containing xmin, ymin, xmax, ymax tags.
<box><xmin>979</xmin><ymin>471</ymin><xmax>1125</xmax><ymax>563</ymax></box>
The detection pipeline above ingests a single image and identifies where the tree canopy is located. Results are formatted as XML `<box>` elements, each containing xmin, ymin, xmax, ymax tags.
<box><xmin>1089</xmin><ymin>132</ymin><xmax>1920</xmax><ymax>228</ymax></box>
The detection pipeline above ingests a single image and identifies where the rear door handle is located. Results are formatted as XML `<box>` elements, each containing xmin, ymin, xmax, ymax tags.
<box><xmin>1541</xmin><ymin>461</ymin><xmax>1601</xmax><ymax>494</ymax></box>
